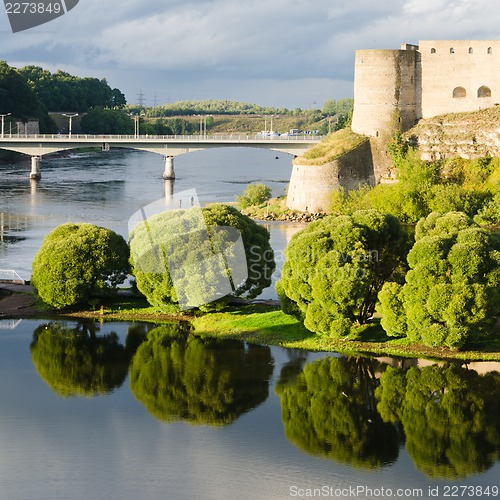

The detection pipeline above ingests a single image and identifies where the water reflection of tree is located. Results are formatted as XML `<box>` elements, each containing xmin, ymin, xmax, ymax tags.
<box><xmin>275</xmin><ymin>356</ymin><xmax>400</xmax><ymax>469</ymax></box>
<box><xmin>129</xmin><ymin>325</ymin><xmax>274</xmax><ymax>426</ymax></box>
<box><xmin>376</xmin><ymin>364</ymin><xmax>500</xmax><ymax>479</ymax></box>
<box><xmin>30</xmin><ymin>322</ymin><xmax>153</xmax><ymax>397</ymax></box>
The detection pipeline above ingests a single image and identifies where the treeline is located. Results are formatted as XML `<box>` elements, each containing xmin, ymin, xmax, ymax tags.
<box><xmin>121</xmin><ymin>98</ymin><xmax>354</xmax><ymax>136</ymax></box>
<box><xmin>19</xmin><ymin>66</ymin><xmax>126</xmax><ymax>113</ymax></box>
<box><xmin>79</xmin><ymin>111</ymin><xmax>200</xmax><ymax>135</ymax></box>
<box><xmin>128</xmin><ymin>98</ymin><xmax>354</xmax><ymax>119</ymax></box>
<box><xmin>0</xmin><ymin>60</ymin><xmax>127</xmax><ymax>133</ymax></box>
<box><xmin>0</xmin><ymin>61</ymin><xmax>54</xmax><ymax>132</ymax></box>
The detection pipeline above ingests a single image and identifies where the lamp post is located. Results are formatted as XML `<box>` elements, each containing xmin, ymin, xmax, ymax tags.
<box><xmin>0</xmin><ymin>113</ymin><xmax>11</xmax><ymax>139</ymax></box>
<box><xmin>129</xmin><ymin>113</ymin><xmax>145</xmax><ymax>138</ymax></box>
<box><xmin>62</xmin><ymin>113</ymin><xmax>78</xmax><ymax>138</ymax></box>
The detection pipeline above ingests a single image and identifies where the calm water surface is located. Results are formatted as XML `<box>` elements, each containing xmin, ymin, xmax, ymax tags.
<box><xmin>0</xmin><ymin>147</ymin><xmax>299</xmax><ymax>287</ymax></box>
<box><xmin>1</xmin><ymin>320</ymin><xmax>500</xmax><ymax>500</ymax></box>
<box><xmin>2</xmin><ymin>149</ymin><xmax>500</xmax><ymax>499</ymax></box>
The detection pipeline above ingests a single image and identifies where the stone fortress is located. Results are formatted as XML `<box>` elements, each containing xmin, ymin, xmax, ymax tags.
<box><xmin>352</xmin><ymin>40</ymin><xmax>500</xmax><ymax>137</ymax></box>
<box><xmin>287</xmin><ymin>40</ymin><xmax>500</xmax><ymax>212</ymax></box>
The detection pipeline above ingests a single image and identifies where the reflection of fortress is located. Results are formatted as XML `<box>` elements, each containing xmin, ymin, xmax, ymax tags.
<box><xmin>352</xmin><ymin>40</ymin><xmax>500</xmax><ymax>138</ymax></box>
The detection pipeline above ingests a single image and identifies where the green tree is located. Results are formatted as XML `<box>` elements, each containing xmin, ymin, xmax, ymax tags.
<box><xmin>235</xmin><ymin>183</ymin><xmax>272</xmax><ymax>209</ymax></box>
<box><xmin>30</xmin><ymin>322</ymin><xmax>131</xmax><ymax>397</ymax></box>
<box><xmin>0</xmin><ymin>61</ymin><xmax>56</xmax><ymax>132</ymax></box>
<box><xmin>376</xmin><ymin>364</ymin><xmax>500</xmax><ymax>478</ymax></box>
<box><xmin>378</xmin><ymin>212</ymin><xmax>500</xmax><ymax>348</ymax></box>
<box><xmin>129</xmin><ymin>326</ymin><xmax>273</xmax><ymax>425</ymax></box>
<box><xmin>31</xmin><ymin>223</ymin><xmax>130</xmax><ymax>309</ymax></box>
<box><xmin>276</xmin><ymin>356</ymin><xmax>399</xmax><ymax>468</ymax></box>
<box><xmin>19</xmin><ymin>66</ymin><xmax>127</xmax><ymax>112</ymax></box>
<box><xmin>475</xmin><ymin>192</ymin><xmax>500</xmax><ymax>226</ymax></box>
<box><xmin>80</xmin><ymin>108</ymin><xmax>134</xmax><ymax>134</ymax></box>
<box><xmin>330</xmin><ymin>146</ymin><xmax>499</xmax><ymax>225</ymax></box>
<box><xmin>0</xmin><ymin>60</ymin><xmax>39</xmax><ymax>119</ymax></box>
<box><xmin>129</xmin><ymin>204</ymin><xmax>275</xmax><ymax>312</ymax></box>
<box><xmin>322</xmin><ymin>98</ymin><xmax>354</xmax><ymax>117</ymax></box>
<box><xmin>276</xmin><ymin>210</ymin><xmax>409</xmax><ymax>337</ymax></box>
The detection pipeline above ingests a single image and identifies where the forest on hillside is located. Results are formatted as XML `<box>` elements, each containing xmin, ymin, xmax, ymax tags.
<box><xmin>0</xmin><ymin>61</ymin><xmax>126</xmax><ymax>133</ymax></box>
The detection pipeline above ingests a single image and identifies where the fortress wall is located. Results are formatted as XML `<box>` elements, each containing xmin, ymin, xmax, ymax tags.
<box><xmin>351</xmin><ymin>49</ymin><xmax>420</xmax><ymax>139</ymax></box>
<box><xmin>420</xmin><ymin>40</ymin><xmax>500</xmax><ymax>118</ymax></box>
<box><xmin>286</xmin><ymin>140</ymin><xmax>374</xmax><ymax>213</ymax></box>
<box><xmin>287</xmin><ymin>39</ymin><xmax>500</xmax><ymax>212</ymax></box>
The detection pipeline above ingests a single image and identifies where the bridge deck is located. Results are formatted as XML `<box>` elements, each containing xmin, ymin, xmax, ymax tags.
<box><xmin>0</xmin><ymin>133</ymin><xmax>322</xmax><ymax>158</ymax></box>
<box><xmin>0</xmin><ymin>133</ymin><xmax>322</xmax><ymax>142</ymax></box>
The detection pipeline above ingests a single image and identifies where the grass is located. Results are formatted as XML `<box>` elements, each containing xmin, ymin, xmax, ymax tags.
<box><xmin>299</xmin><ymin>128</ymin><xmax>368</xmax><ymax>165</ymax></box>
<box><xmin>190</xmin><ymin>304</ymin><xmax>500</xmax><ymax>361</ymax></box>
<box><xmin>9</xmin><ymin>289</ymin><xmax>500</xmax><ymax>361</ymax></box>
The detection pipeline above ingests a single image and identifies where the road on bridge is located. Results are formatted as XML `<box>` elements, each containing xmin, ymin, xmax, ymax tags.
<box><xmin>0</xmin><ymin>133</ymin><xmax>323</xmax><ymax>180</ymax></box>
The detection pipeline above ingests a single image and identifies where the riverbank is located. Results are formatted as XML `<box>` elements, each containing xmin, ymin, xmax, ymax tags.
<box><xmin>2</xmin><ymin>285</ymin><xmax>500</xmax><ymax>362</ymax></box>
<box><xmin>0</xmin><ymin>284</ymin><xmax>38</xmax><ymax>317</ymax></box>
<box><xmin>242</xmin><ymin>196</ymin><xmax>327</xmax><ymax>222</ymax></box>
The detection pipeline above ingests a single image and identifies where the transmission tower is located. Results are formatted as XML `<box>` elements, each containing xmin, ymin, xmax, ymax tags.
<box><xmin>137</xmin><ymin>89</ymin><xmax>146</xmax><ymax>107</ymax></box>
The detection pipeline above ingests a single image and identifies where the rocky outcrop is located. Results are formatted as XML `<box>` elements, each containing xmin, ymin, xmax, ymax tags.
<box><xmin>404</xmin><ymin>106</ymin><xmax>500</xmax><ymax>160</ymax></box>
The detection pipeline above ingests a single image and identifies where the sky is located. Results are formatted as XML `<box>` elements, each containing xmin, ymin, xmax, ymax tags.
<box><xmin>1</xmin><ymin>0</ymin><xmax>499</xmax><ymax>109</ymax></box>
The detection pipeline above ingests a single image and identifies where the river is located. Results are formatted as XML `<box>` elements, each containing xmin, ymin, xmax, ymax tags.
<box><xmin>1</xmin><ymin>149</ymin><xmax>500</xmax><ymax>500</ymax></box>
<box><xmin>0</xmin><ymin>147</ymin><xmax>301</xmax><ymax>293</ymax></box>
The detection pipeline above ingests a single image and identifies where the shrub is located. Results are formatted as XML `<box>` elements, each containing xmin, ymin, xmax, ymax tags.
<box><xmin>129</xmin><ymin>203</ymin><xmax>275</xmax><ymax>312</ymax></box>
<box><xmin>276</xmin><ymin>210</ymin><xmax>409</xmax><ymax>337</ymax></box>
<box><xmin>378</xmin><ymin>212</ymin><xmax>500</xmax><ymax>348</ymax></box>
<box><xmin>31</xmin><ymin>223</ymin><xmax>129</xmax><ymax>309</ymax></box>
<box><xmin>235</xmin><ymin>183</ymin><xmax>272</xmax><ymax>209</ymax></box>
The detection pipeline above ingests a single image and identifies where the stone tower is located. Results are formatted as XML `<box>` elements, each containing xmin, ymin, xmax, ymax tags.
<box><xmin>351</xmin><ymin>40</ymin><xmax>500</xmax><ymax>139</ymax></box>
<box><xmin>351</xmin><ymin>43</ymin><xmax>421</xmax><ymax>140</ymax></box>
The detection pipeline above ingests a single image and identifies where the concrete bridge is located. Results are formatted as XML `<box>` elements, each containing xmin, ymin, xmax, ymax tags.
<box><xmin>0</xmin><ymin>133</ymin><xmax>322</xmax><ymax>180</ymax></box>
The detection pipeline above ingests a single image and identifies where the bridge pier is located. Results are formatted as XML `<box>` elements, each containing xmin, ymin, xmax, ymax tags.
<box><xmin>164</xmin><ymin>179</ymin><xmax>174</xmax><ymax>199</ymax></box>
<box><xmin>30</xmin><ymin>156</ymin><xmax>41</xmax><ymax>180</ymax></box>
<box><xmin>163</xmin><ymin>156</ymin><xmax>175</xmax><ymax>180</ymax></box>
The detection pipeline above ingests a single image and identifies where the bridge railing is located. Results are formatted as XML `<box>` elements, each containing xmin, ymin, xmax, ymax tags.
<box><xmin>0</xmin><ymin>270</ymin><xmax>25</xmax><ymax>284</ymax></box>
<box><xmin>0</xmin><ymin>133</ymin><xmax>324</xmax><ymax>142</ymax></box>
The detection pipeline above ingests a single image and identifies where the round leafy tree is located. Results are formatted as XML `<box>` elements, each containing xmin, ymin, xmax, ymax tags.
<box><xmin>275</xmin><ymin>356</ymin><xmax>399</xmax><ymax>468</ymax></box>
<box><xmin>276</xmin><ymin>210</ymin><xmax>409</xmax><ymax>337</ymax></box>
<box><xmin>30</xmin><ymin>322</ymin><xmax>130</xmax><ymax>397</ymax></box>
<box><xmin>378</xmin><ymin>212</ymin><xmax>500</xmax><ymax>348</ymax></box>
<box><xmin>129</xmin><ymin>325</ymin><xmax>273</xmax><ymax>426</ymax></box>
<box><xmin>31</xmin><ymin>223</ymin><xmax>129</xmax><ymax>309</ymax></box>
<box><xmin>376</xmin><ymin>364</ymin><xmax>500</xmax><ymax>478</ymax></box>
<box><xmin>129</xmin><ymin>203</ymin><xmax>275</xmax><ymax>312</ymax></box>
<box><xmin>235</xmin><ymin>183</ymin><xmax>272</xmax><ymax>209</ymax></box>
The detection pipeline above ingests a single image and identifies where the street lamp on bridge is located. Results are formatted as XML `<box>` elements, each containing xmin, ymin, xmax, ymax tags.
<box><xmin>62</xmin><ymin>113</ymin><xmax>79</xmax><ymax>138</ymax></box>
<box><xmin>128</xmin><ymin>113</ymin><xmax>145</xmax><ymax>139</ymax></box>
<box><xmin>0</xmin><ymin>113</ymin><xmax>11</xmax><ymax>139</ymax></box>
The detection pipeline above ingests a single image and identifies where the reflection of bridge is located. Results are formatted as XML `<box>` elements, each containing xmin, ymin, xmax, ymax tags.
<box><xmin>0</xmin><ymin>133</ymin><xmax>322</xmax><ymax>180</ymax></box>
<box><xmin>0</xmin><ymin>270</ymin><xmax>25</xmax><ymax>284</ymax></box>
<box><xmin>0</xmin><ymin>319</ymin><xmax>23</xmax><ymax>330</ymax></box>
